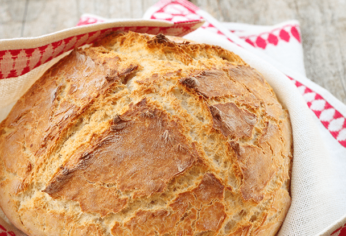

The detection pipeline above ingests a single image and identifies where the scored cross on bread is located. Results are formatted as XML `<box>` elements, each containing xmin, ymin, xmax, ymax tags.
<box><xmin>0</xmin><ymin>32</ymin><xmax>292</xmax><ymax>236</ymax></box>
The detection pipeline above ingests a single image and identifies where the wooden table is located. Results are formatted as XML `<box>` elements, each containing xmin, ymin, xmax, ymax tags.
<box><xmin>1</xmin><ymin>0</ymin><xmax>346</xmax><ymax>104</ymax></box>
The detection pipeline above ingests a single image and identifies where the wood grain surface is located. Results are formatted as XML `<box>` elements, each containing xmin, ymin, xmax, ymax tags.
<box><xmin>0</xmin><ymin>0</ymin><xmax>345</xmax><ymax>104</ymax></box>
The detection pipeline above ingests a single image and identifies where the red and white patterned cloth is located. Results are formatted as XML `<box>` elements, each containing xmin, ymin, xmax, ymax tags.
<box><xmin>0</xmin><ymin>0</ymin><xmax>346</xmax><ymax>235</ymax></box>
<box><xmin>331</xmin><ymin>223</ymin><xmax>346</xmax><ymax>236</ymax></box>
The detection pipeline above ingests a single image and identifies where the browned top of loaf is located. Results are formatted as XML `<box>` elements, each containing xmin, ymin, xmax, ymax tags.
<box><xmin>0</xmin><ymin>32</ymin><xmax>292</xmax><ymax>236</ymax></box>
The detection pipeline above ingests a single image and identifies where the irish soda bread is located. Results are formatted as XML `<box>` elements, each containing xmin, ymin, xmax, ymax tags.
<box><xmin>0</xmin><ymin>32</ymin><xmax>292</xmax><ymax>236</ymax></box>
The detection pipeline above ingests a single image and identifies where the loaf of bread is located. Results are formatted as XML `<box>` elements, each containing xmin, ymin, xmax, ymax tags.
<box><xmin>0</xmin><ymin>32</ymin><xmax>292</xmax><ymax>236</ymax></box>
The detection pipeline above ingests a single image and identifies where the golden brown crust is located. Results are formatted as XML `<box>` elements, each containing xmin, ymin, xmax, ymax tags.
<box><xmin>210</xmin><ymin>102</ymin><xmax>257</xmax><ymax>139</ymax></box>
<box><xmin>180</xmin><ymin>70</ymin><xmax>248</xmax><ymax>99</ymax></box>
<box><xmin>230</xmin><ymin>142</ymin><xmax>276</xmax><ymax>202</ymax></box>
<box><xmin>43</xmin><ymin>98</ymin><xmax>198</xmax><ymax>216</ymax></box>
<box><xmin>0</xmin><ymin>32</ymin><xmax>292</xmax><ymax>236</ymax></box>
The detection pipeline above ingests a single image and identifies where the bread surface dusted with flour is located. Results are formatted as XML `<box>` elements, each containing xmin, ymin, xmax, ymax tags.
<box><xmin>0</xmin><ymin>32</ymin><xmax>292</xmax><ymax>236</ymax></box>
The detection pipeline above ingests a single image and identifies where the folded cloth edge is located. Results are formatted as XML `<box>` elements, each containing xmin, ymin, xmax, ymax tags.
<box><xmin>185</xmin><ymin>29</ymin><xmax>340</xmax><ymax>236</ymax></box>
<box><xmin>0</xmin><ymin>19</ymin><xmax>174</xmax><ymax>50</ymax></box>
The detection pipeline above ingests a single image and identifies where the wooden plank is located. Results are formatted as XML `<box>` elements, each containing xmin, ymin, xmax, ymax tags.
<box><xmin>192</xmin><ymin>0</ymin><xmax>346</xmax><ymax>104</ymax></box>
<box><xmin>77</xmin><ymin>0</ymin><xmax>110</xmax><ymax>19</ymax></box>
<box><xmin>129</xmin><ymin>0</ymin><xmax>143</xmax><ymax>19</ymax></box>
<box><xmin>336</xmin><ymin>4</ymin><xmax>346</xmax><ymax>98</ymax></box>
<box><xmin>0</xmin><ymin>0</ymin><xmax>27</xmax><ymax>39</ymax></box>
<box><xmin>191</xmin><ymin>0</ymin><xmax>224</xmax><ymax>21</ymax></box>
<box><xmin>293</xmin><ymin>0</ymin><xmax>346</xmax><ymax>104</ymax></box>
<box><xmin>143</xmin><ymin>0</ymin><xmax>160</xmax><ymax>14</ymax></box>
<box><xmin>217</xmin><ymin>0</ymin><xmax>296</xmax><ymax>25</ymax></box>
<box><xmin>109</xmin><ymin>0</ymin><xmax>132</xmax><ymax>19</ymax></box>
<box><xmin>108</xmin><ymin>0</ymin><xmax>150</xmax><ymax>19</ymax></box>
<box><xmin>22</xmin><ymin>0</ymin><xmax>78</xmax><ymax>37</ymax></box>
<box><xmin>21</xmin><ymin>0</ymin><xmax>156</xmax><ymax>39</ymax></box>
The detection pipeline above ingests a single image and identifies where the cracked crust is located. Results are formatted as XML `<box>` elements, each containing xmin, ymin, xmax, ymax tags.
<box><xmin>0</xmin><ymin>32</ymin><xmax>292</xmax><ymax>236</ymax></box>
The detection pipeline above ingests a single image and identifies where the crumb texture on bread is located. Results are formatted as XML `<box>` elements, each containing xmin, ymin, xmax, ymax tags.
<box><xmin>0</xmin><ymin>32</ymin><xmax>292</xmax><ymax>236</ymax></box>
